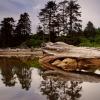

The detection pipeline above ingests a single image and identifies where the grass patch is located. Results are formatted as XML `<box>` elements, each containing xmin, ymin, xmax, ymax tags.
<box><xmin>26</xmin><ymin>57</ymin><xmax>41</xmax><ymax>68</ymax></box>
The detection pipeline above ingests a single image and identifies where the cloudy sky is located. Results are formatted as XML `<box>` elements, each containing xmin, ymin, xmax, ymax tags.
<box><xmin>0</xmin><ymin>0</ymin><xmax>100</xmax><ymax>33</ymax></box>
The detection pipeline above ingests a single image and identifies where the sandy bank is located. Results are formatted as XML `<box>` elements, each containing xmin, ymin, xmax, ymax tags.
<box><xmin>0</xmin><ymin>48</ymin><xmax>43</xmax><ymax>57</ymax></box>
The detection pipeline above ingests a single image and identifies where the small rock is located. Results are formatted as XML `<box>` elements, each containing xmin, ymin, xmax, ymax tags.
<box><xmin>57</xmin><ymin>62</ymin><xmax>67</xmax><ymax>68</ymax></box>
<box><xmin>52</xmin><ymin>60</ymin><xmax>61</xmax><ymax>66</ymax></box>
<box><xmin>62</xmin><ymin>58</ymin><xmax>76</xmax><ymax>64</ymax></box>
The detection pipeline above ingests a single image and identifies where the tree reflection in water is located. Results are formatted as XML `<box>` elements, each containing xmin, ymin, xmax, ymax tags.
<box><xmin>0</xmin><ymin>57</ymin><xmax>82</xmax><ymax>99</ymax></box>
<box><xmin>0</xmin><ymin>57</ymin><xmax>32</xmax><ymax>90</ymax></box>
<box><xmin>0</xmin><ymin>58</ymin><xmax>16</xmax><ymax>87</ymax></box>
<box><xmin>15</xmin><ymin>65</ymin><xmax>32</xmax><ymax>90</ymax></box>
<box><xmin>40</xmin><ymin>76</ymin><xmax>82</xmax><ymax>100</ymax></box>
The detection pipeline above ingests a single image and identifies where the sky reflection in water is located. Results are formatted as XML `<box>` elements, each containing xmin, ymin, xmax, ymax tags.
<box><xmin>0</xmin><ymin>57</ymin><xmax>100</xmax><ymax>100</ymax></box>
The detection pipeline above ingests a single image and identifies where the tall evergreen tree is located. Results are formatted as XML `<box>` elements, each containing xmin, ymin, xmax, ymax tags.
<box><xmin>36</xmin><ymin>25</ymin><xmax>44</xmax><ymax>40</ymax></box>
<box><xmin>58</xmin><ymin>0</ymin><xmax>68</xmax><ymax>35</ymax></box>
<box><xmin>67</xmin><ymin>0</ymin><xmax>82</xmax><ymax>35</ymax></box>
<box><xmin>39</xmin><ymin>8</ymin><xmax>47</xmax><ymax>34</ymax></box>
<box><xmin>39</xmin><ymin>0</ymin><xmax>82</xmax><ymax>44</ymax></box>
<box><xmin>84</xmin><ymin>21</ymin><xmax>96</xmax><ymax>39</ymax></box>
<box><xmin>0</xmin><ymin>17</ymin><xmax>15</xmax><ymax>47</ymax></box>
<box><xmin>39</xmin><ymin>1</ymin><xmax>57</xmax><ymax>42</ymax></box>
<box><xmin>15</xmin><ymin>12</ymin><xmax>31</xmax><ymax>44</ymax></box>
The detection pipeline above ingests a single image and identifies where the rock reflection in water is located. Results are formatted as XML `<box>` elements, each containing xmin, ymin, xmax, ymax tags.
<box><xmin>0</xmin><ymin>57</ymin><xmax>32</xmax><ymax>90</ymax></box>
<box><xmin>40</xmin><ymin>75</ymin><xmax>82</xmax><ymax>100</ymax></box>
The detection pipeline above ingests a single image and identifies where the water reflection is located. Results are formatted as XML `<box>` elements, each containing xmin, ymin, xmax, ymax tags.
<box><xmin>0</xmin><ymin>57</ymin><xmax>32</xmax><ymax>90</ymax></box>
<box><xmin>40</xmin><ymin>75</ymin><xmax>82</xmax><ymax>100</ymax></box>
<box><xmin>15</xmin><ymin>66</ymin><xmax>32</xmax><ymax>90</ymax></box>
<box><xmin>0</xmin><ymin>57</ymin><xmax>100</xmax><ymax>100</ymax></box>
<box><xmin>1</xmin><ymin>62</ymin><xmax>16</xmax><ymax>87</ymax></box>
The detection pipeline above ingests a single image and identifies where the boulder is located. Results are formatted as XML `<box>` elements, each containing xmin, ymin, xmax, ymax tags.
<box><xmin>40</xmin><ymin>42</ymin><xmax>100</xmax><ymax>71</ymax></box>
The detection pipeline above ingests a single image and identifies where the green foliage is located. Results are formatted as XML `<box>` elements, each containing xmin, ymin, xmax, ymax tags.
<box><xmin>39</xmin><ymin>0</ymin><xmax>82</xmax><ymax>41</ymax></box>
<box><xmin>78</xmin><ymin>23</ymin><xmax>100</xmax><ymax>47</ymax></box>
<box><xmin>67</xmin><ymin>0</ymin><xmax>82</xmax><ymax>34</ymax></box>
<box><xmin>26</xmin><ymin>38</ymin><xmax>43</xmax><ymax>48</ymax></box>
<box><xmin>39</xmin><ymin>1</ymin><xmax>57</xmax><ymax>42</ymax></box>
<box><xmin>26</xmin><ymin>57</ymin><xmax>41</xmax><ymax>68</ymax></box>
<box><xmin>79</xmin><ymin>37</ymin><xmax>93</xmax><ymax>47</ymax></box>
<box><xmin>79</xmin><ymin>37</ymin><xmax>100</xmax><ymax>47</ymax></box>
<box><xmin>0</xmin><ymin>17</ymin><xmax>15</xmax><ymax>47</ymax></box>
<box><xmin>0</xmin><ymin>12</ymin><xmax>31</xmax><ymax>48</ymax></box>
<box><xmin>84</xmin><ymin>21</ymin><xmax>96</xmax><ymax>39</ymax></box>
<box><xmin>15</xmin><ymin>12</ymin><xmax>31</xmax><ymax>45</ymax></box>
<box><xmin>66</xmin><ymin>36</ymin><xmax>81</xmax><ymax>45</ymax></box>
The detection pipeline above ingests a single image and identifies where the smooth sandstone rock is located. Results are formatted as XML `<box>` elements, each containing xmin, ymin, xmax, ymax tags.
<box><xmin>62</xmin><ymin>58</ymin><xmax>76</xmax><ymax>63</ymax></box>
<box><xmin>57</xmin><ymin>62</ymin><xmax>67</xmax><ymax>67</ymax></box>
<box><xmin>52</xmin><ymin>60</ymin><xmax>61</xmax><ymax>66</ymax></box>
<box><xmin>40</xmin><ymin>42</ymin><xmax>100</xmax><ymax>71</ymax></box>
<box><xmin>42</xmin><ymin>42</ymin><xmax>100</xmax><ymax>58</ymax></box>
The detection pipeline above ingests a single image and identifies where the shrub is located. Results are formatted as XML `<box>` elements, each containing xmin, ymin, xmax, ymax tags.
<box><xmin>26</xmin><ymin>39</ymin><xmax>43</xmax><ymax>48</ymax></box>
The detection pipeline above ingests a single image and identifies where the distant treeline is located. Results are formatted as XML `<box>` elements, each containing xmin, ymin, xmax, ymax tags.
<box><xmin>0</xmin><ymin>0</ymin><xmax>100</xmax><ymax>48</ymax></box>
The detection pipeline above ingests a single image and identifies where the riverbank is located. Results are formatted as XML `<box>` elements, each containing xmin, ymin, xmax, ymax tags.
<box><xmin>0</xmin><ymin>48</ymin><xmax>43</xmax><ymax>57</ymax></box>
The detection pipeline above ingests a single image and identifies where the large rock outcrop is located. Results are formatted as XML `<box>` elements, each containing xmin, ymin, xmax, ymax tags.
<box><xmin>39</xmin><ymin>42</ymin><xmax>100</xmax><ymax>71</ymax></box>
<box><xmin>42</xmin><ymin>42</ymin><xmax>100</xmax><ymax>58</ymax></box>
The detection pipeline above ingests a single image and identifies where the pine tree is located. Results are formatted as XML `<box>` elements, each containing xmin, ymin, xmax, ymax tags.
<box><xmin>67</xmin><ymin>0</ymin><xmax>82</xmax><ymax>35</ymax></box>
<box><xmin>58</xmin><ymin>0</ymin><xmax>68</xmax><ymax>35</ymax></box>
<box><xmin>39</xmin><ymin>1</ymin><xmax>57</xmax><ymax>42</ymax></box>
<box><xmin>39</xmin><ymin>0</ymin><xmax>82</xmax><ymax>43</ymax></box>
<box><xmin>15</xmin><ymin>12</ymin><xmax>31</xmax><ymax>44</ymax></box>
<box><xmin>84</xmin><ymin>21</ymin><xmax>96</xmax><ymax>40</ymax></box>
<box><xmin>36</xmin><ymin>25</ymin><xmax>44</xmax><ymax>40</ymax></box>
<box><xmin>0</xmin><ymin>17</ymin><xmax>15</xmax><ymax>47</ymax></box>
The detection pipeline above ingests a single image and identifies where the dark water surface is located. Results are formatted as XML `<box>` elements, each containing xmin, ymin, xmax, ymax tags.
<box><xmin>0</xmin><ymin>57</ymin><xmax>100</xmax><ymax>100</ymax></box>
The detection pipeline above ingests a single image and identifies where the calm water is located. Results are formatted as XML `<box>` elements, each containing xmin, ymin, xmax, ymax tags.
<box><xmin>0</xmin><ymin>57</ymin><xmax>100</xmax><ymax>100</ymax></box>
